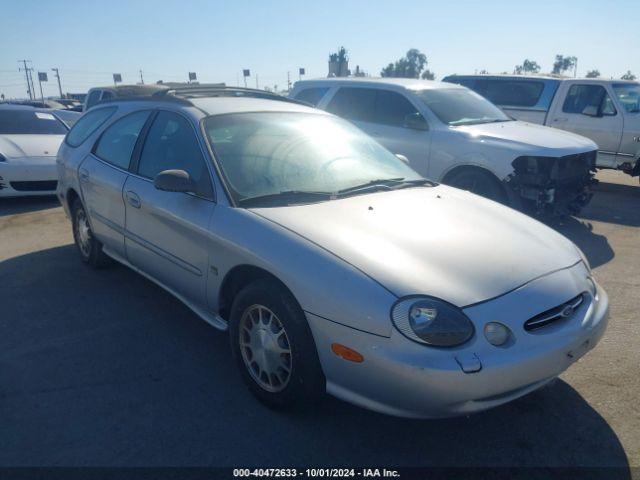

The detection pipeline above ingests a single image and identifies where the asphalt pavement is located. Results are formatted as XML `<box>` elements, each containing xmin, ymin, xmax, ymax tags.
<box><xmin>0</xmin><ymin>170</ymin><xmax>638</xmax><ymax>476</ymax></box>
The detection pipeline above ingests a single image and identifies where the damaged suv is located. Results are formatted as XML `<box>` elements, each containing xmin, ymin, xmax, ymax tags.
<box><xmin>290</xmin><ymin>78</ymin><xmax>597</xmax><ymax>215</ymax></box>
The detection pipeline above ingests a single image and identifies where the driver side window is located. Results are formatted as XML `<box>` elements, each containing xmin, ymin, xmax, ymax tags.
<box><xmin>562</xmin><ymin>84</ymin><xmax>617</xmax><ymax>116</ymax></box>
<box><xmin>137</xmin><ymin>111</ymin><xmax>213</xmax><ymax>199</ymax></box>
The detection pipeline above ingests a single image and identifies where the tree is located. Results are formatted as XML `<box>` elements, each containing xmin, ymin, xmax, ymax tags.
<box><xmin>585</xmin><ymin>69</ymin><xmax>600</xmax><ymax>78</ymax></box>
<box><xmin>421</xmin><ymin>69</ymin><xmax>435</xmax><ymax>80</ymax></box>
<box><xmin>328</xmin><ymin>47</ymin><xmax>349</xmax><ymax>77</ymax></box>
<box><xmin>381</xmin><ymin>49</ymin><xmax>432</xmax><ymax>79</ymax></box>
<box><xmin>514</xmin><ymin>59</ymin><xmax>541</xmax><ymax>75</ymax></box>
<box><xmin>552</xmin><ymin>55</ymin><xmax>577</xmax><ymax>75</ymax></box>
<box><xmin>621</xmin><ymin>70</ymin><xmax>637</xmax><ymax>80</ymax></box>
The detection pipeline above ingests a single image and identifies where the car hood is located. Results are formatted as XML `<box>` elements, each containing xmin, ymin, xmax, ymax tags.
<box><xmin>457</xmin><ymin>120</ymin><xmax>597</xmax><ymax>156</ymax></box>
<box><xmin>0</xmin><ymin>134</ymin><xmax>65</xmax><ymax>158</ymax></box>
<box><xmin>252</xmin><ymin>185</ymin><xmax>580</xmax><ymax>307</ymax></box>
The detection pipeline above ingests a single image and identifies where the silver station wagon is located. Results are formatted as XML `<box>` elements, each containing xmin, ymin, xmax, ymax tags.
<box><xmin>56</xmin><ymin>86</ymin><xmax>609</xmax><ymax>418</ymax></box>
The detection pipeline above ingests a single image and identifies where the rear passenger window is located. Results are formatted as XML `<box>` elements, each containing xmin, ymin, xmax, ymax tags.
<box><xmin>94</xmin><ymin>111</ymin><xmax>151</xmax><ymax>170</ymax></box>
<box><xmin>562</xmin><ymin>85</ymin><xmax>617</xmax><ymax>116</ymax></box>
<box><xmin>293</xmin><ymin>87</ymin><xmax>329</xmax><ymax>106</ymax></box>
<box><xmin>375</xmin><ymin>90</ymin><xmax>420</xmax><ymax>126</ymax></box>
<box><xmin>479</xmin><ymin>80</ymin><xmax>544</xmax><ymax>107</ymax></box>
<box><xmin>326</xmin><ymin>88</ymin><xmax>377</xmax><ymax>122</ymax></box>
<box><xmin>66</xmin><ymin>107</ymin><xmax>117</xmax><ymax>147</ymax></box>
<box><xmin>137</xmin><ymin>111</ymin><xmax>212</xmax><ymax>199</ymax></box>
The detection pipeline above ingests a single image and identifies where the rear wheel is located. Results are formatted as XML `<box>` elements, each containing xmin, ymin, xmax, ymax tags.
<box><xmin>71</xmin><ymin>198</ymin><xmax>111</xmax><ymax>268</ymax></box>
<box><xmin>229</xmin><ymin>278</ymin><xmax>325</xmax><ymax>409</ymax></box>
<box><xmin>444</xmin><ymin>168</ymin><xmax>507</xmax><ymax>204</ymax></box>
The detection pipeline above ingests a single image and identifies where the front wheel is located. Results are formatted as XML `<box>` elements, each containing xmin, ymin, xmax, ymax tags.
<box><xmin>444</xmin><ymin>168</ymin><xmax>507</xmax><ymax>204</ymax></box>
<box><xmin>229</xmin><ymin>278</ymin><xmax>325</xmax><ymax>409</ymax></box>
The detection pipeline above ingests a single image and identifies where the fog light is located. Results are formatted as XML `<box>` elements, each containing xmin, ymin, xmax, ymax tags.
<box><xmin>484</xmin><ymin>322</ymin><xmax>511</xmax><ymax>346</ymax></box>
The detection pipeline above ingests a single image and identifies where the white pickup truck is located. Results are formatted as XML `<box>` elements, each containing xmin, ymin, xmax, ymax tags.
<box><xmin>443</xmin><ymin>75</ymin><xmax>640</xmax><ymax>181</ymax></box>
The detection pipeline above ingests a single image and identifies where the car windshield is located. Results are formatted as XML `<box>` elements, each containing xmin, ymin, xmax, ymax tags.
<box><xmin>0</xmin><ymin>110</ymin><xmax>68</xmax><ymax>134</ymax></box>
<box><xmin>414</xmin><ymin>88</ymin><xmax>511</xmax><ymax>126</ymax></box>
<box><xmin>203</xmin><ymin>112</ymin><xmax>425</xmax><ymax>206</ymax></box>
<box><xmin>612</xmin><ymin>83</ymin><xmax>640</xmax><ymax>113</ymax></box>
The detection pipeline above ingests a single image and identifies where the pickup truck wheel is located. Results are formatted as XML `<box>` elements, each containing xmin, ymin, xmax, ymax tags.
<box><xmin>71</xmin><ymin>198</ymin><xmax>111</xmax><ymax>268</ymax></box>
<box><xmin>444</xmin><ymin>168</ymin><xmax>507</xmax><ymax>204</ymax></box>
<box><xmin>229</xmin><ymin>278</ymin><xmax>325</xmax><ymax>410</ymax></box>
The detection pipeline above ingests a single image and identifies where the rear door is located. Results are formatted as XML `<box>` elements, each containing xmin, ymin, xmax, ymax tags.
<box><xmin>79</xmin><ymin>110</ymin><xmax>152</xmax><ymax>259</ymax></box>
<box><xmin>123</xmin><ymin>110</ymin><xmax>215</xmax><ymax>307</ymax></box>
<box><xmin>325</xmin><ymin>87</ymin><xmax>431</xmax><ymax>175</ymax></box>
<box><xmin>548</xmin><ymin>82</ymin><xmax>623</xmax><ymax>168</ymax></box>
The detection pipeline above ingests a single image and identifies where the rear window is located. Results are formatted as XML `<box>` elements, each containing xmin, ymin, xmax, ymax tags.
<box><xmin>293</xmin><ymin>87</ymin><xmax>329</xmax><ymax>106</ymax></box>
<box><xmin>0</xmin><ymin>110</ymin><xmax>68</xmax><ymax>135</ymax></box>
<box><xmin>66</xmin><ymin>107</ymin><xmax>117</xmax><ymax>147</ymax></box>
<box><xmin>477</xmin><ymin>80</ymin><xmax>544</xmax><ymax>107</ymax></box>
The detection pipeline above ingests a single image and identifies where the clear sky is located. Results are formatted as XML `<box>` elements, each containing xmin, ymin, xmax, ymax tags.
<box><xmin>1</xmin><ymin>0</ymin><xmax>638</xmax><ymax>99</ymax></box>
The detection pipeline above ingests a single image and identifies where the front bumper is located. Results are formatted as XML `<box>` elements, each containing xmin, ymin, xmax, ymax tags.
<box><xmin>507</xmin><ymin>152</ymin><xmax>597</xmax><ymax>216</ymax></box>
<box><xmin>307</xmin><ymin>262</ymin><xmax>609</xmax><ymax>418</ymax></box>
<box><xmin>0</xmin><ymin>157</ymin><xmax>58</xmax><ymax>197</ymax></box>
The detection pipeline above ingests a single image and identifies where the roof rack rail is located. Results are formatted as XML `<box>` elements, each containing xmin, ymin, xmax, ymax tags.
<box><xmin>153</xmin><ymin>86</ymin><xmax>310</xmax><ymax>106</ymax></box>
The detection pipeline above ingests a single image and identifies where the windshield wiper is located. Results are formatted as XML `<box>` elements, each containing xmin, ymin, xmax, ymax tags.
<box><xmin>336</xmin><ymin>177</ymin><xmax>434</xmax><ymax>197</ymax></box>
<box><xmin>238</xmin><ymin>190</ymin><xmax>333</xmax><ymax>207</ymax></box>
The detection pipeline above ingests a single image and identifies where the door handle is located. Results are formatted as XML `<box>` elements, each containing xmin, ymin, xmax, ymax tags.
<box><xmin>553</xmin><ymin>117</ymin><xmax>568</xmax><ymax>123</ymax></box>
<box><xmin>125</xmin><ymin>191</ymin><xmax>141</xmax><ymax>209</ymax></box>
<box><xmin>79</xmin><ymin>168</ymin><xmax>90</xmax><ymax>182</ymax></box>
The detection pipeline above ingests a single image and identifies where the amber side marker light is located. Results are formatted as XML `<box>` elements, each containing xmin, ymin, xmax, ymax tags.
<box><xmin>331</xmin><ymin>343</ymin><xmax>364</xmax><ymax>363</ymax></box>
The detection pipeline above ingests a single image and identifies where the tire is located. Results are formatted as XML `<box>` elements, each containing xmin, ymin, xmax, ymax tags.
<box><xmin>229</xmin><ymin>278</ymin><xmax>325</xmax><ymax>409</ymax></box>
<box><xmin>71</xmin><ymin>198</ymin><xmax>111</xmax><ymax>268</ymax></box>
<box><xmin>445</xmin><ymin>168</ymin><xmax>507</xmax><ymax>204</ymax></box>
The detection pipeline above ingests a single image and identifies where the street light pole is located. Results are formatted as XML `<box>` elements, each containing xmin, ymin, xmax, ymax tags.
<box><xmin>52</xmin><ymin>68</ymin><xmax>63</xmax><ymax>97</ymax></box>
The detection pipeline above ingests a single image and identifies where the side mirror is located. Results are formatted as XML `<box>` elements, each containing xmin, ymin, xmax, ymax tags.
<box><xmin>154</xmin><ymin>169</ymin><xmax>195</xmax><ymax>193</ymax></box>
<box><xmin>395</xmin><ymin>154</ymin><xmax>409</xmax><ymax>164</ymax></box>
<box><xmin>581</xmin><ymin>105</ymin><xmax>601</xmax><ymax>117</ymax></box>
<box><xmin>403</xmin><ymin>113</ymin><xmax>429</xmax><ymax>131</ymax></box>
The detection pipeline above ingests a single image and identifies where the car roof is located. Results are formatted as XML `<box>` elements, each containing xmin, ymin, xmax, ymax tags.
<box><xmin>93</xmin><ymin>85</ymin><xmax>326</xmax><ymax>116</ymax></box>
<box><xmin>293</xmin><ymin>77</ymin><xmax>464</xmax><ymax>91</ymax></box>
<box><xmin>0</xmin><ymin>103</ymin><xmax>63</xmax><ymax>114</ymax></box>
<box><xmin>190</xmin><ymin>96</ymin><xmax>326</xmax><ymax>116</ymax></box>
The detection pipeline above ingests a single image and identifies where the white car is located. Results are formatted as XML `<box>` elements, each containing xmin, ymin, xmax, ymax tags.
<box><xmin>290</xmin><ymin>78</ymin><xmax>599</xmax><ymax>215</ymax></box>
<box><xmin>444</xmin><ymin>75</ymin><xmax>640</xmax><ymax>181</ymax></box>
<box><xmin>0</xmin><ymin>104</ymin><xmax>70</xmax><ymax>197</ymax></box>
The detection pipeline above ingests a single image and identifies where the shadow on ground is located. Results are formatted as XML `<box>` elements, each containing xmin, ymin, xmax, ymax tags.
<box><xmin>0</xmin><ymin>195</ymin><xmax>60</xmax><ymax>217</ymax></box>
<box><xmin>0</xmin><ymin>246</ymin><xmax>630</xmax><ymax>476</ymax></box>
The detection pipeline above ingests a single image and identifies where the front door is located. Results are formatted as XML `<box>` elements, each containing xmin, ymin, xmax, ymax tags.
<box><xmin>123</xmin><ymin>110</ymin><xmax>215</xmax><ymax>307</ymax></box>
<box><xmin>548</xmin><ymin>83</ymin><xmax>623</xmax><ymax>168</ymax></box>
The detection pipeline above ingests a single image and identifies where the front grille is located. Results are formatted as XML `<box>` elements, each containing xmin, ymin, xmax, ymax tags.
<box><xmin>10</xmin><ymin>180</ymin><xmax>58</xmax><ymax>192</ymax></box>
<box><xmin>524</xmin><ymin>294</ymin><xmax>584</xmax><ymax>332</ymax></box>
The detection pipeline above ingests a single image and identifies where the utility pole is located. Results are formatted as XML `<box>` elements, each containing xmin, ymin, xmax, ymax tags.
<box><xmin>287</xmin><ymin>71</ymin><xmax>291</xmax><ymax>91</ymax></box>
<box><xmin>139</xmin><ymin>69</ymin><xmax>144</xmax><ymax>84</ymax></box>
<box><xmin>51</xmin><ymin>68</ymin><xmax>63</xmax><ymax>97</ymax></box>
<box><xmin>18</xmin><ymin>60</ymin><xmax>33</xmax><ymax>100</ymax></box>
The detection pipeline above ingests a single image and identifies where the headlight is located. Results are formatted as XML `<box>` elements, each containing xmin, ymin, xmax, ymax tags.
<box><xmin>391</xmin><ymin>296</ymin><xmax>474</xmax><ymax>347</ymax></box>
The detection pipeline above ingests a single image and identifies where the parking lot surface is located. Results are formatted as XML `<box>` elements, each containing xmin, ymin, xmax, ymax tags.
<box><xmin>0</xmin><ymin>170</ymin><xmax>638</xmax><ymax>474</ymax></box>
